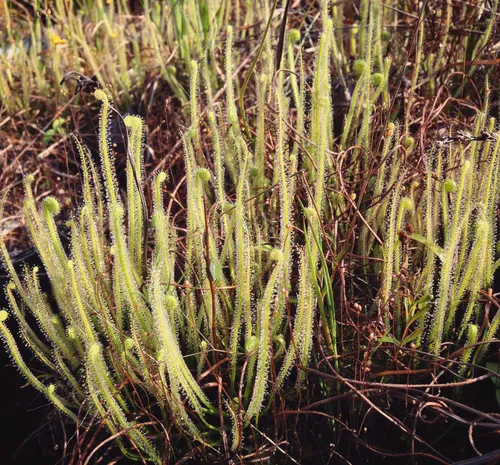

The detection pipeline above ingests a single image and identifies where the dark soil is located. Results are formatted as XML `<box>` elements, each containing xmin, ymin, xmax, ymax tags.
<box><xmin>0</xmin><ymin>249</ymin><xmax>65</xmax><ymax>465</ymax></box>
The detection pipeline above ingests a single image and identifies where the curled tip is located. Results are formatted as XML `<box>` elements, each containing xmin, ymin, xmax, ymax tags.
<box><xmin>196</xmin><ymin>168</ymin><xmax>211</xmax><ymax>183</ymax></box>
<box><xmin>67</xmin><ymin>326</ymin><xmax>76</xmax><ymax>339</ymax></box>
<box><xmin>304</xmin><ymin>207</ymin><xmax>318</xmax><ymax>220</ymax></box>
<box><xmin>442</xmin><ymin>179</ymin><xmax>456</xmax><ymax>193</ymax></box>
<box><xmin>167</xmin><ymin>65</ymin><xmax>177</xmax><ymax>76</ymax></box>
<box><xmin>156</xmin><ymin>349</ymin><xmax>166</xmax><ymax>362</ymax></box>
<box><xmin>330</xmin><ymin>192</ymin><xmax>343</xmax><ymax>206</ymax></box>
<box><xmin>371</xmin><ymin>73</ymin><xmax>384</xmax><ymax>87</ymax></box>
<box><xmin>25</xmin><ymin>174</ymin><xmax>35</xmax><ymax>184</ymax></box>
<box><xmin>222</xmin><ymin>202</ymin><xmax>234</xmax><ymax>214</ymax></box>
<box><xmin>269</xmin><ymin>248</ymin><xmax>284</xmax><ymax>262</ymax></box>
<box><xmin>388</xmin><ymin>122</ymin><xmax>395</xmax><ymax>131</ymax></box>
<box><xmin>51</xmin><ymin>315</ymin><xmax>60</xmax><ymax>325</ymax></box>
<box><xmin>124</xmin><ymin>115</ymin><xmax>138</xmax><ymax>128</ymax></box>
<box><xmin>401</xmin><ymin>197</ymin><xmax>413</xmax><ymax>211</ymax></box>
<box><xmin>200</xmin><ymin>340</ymin><xmax>208</xmax><ymax>351</ymax></box>
<box><xmin>273</xmin><ymin>334</ymin><xmax>286</xmax><ymax>357</ymax></box>
<box><xmin>33</xmin><ymin>266</ymin><xmax>39</xmax><ymax>274</ymax></box>
<box><xmin>274</xmin><ymin>334</ymin><xmax>285</xmax><ymax>344</ymax></box>
<box><xmin>114</xmin><ymin>205</ymin><xmax>124</xmax><ymax>218</ymax></box>
<box><xmin>151</xmin><ymin>212</ymin><xmax>159</xmax><ymax>228</ymax></box>
<box><xmin>0</xmin><ymin>310</ymin><xmax>8</xmax><ymax>322</ymax></box>
<box><xmin>318</xmin><ymin>97</ymin><xmax>329</xmax><ymax>108</ymax></box>
<box><xmin>467</xmin><ymin>324</ymin><xmax>478</xmax><ymax>343</ymax></box>
<box><xmin>89</xmin><ymin>342</ymin><xmax>100</xmax><ymax>357</ymax></box>
<box><xmin>43</xmin><ymin>197</ymin><xmax>61</xmax><ymax>216</ymax></box>
<box><xmin>476</xmin><ymin>220</ymin><xmax>488</xmax><ymax>235</ymax></box>
<box><xmin>249</xmin><ymin>166</ymin><xmax>259</xmax><ymax>178</ymax></box>
<box><xmin>259</xmin><ymin>74</ymin><xmax>268</xmax><ymax>86</ymax></box>
<box><xmin>381</xmin><ymin>31</ymin><xmax>391</xmax><ymax>41</ymax></box>
<box><xmin>208</xmin><ymin>111</ymin><xmax>216</xmax><ymax>125</ymax></box>
<box><xmin>289</xmin><ymin>29</ymin><xmax>301</xmax><ymax>44</ymax></box>
<box><xmin>403</xmin><ymin>136</ymin><xmax>415</xmax><ymax>151</ymax></box>
<box><xmin>124</xmin><ymin>338</ymin><xmax>134</xmax><ymax>351</ymax></box>
<box><xmin>67</xmin><ymin>260</ymin><xmax>74</xmax><ymax>270</ymax></box>
<box><xmin>93</xmin><ymin>89</ymin><xmax>108</xmax><ymax>102</ymax></box>
<box><xmin>7</xmin><ymin>282</ymin><xmax>16</xmax><ymax>291</ymax></box>
<box><xmin>245</xmin><ymin>335</ymin><xmax>258</xmax><ymax>353</ymax></box>
<box><xmin>47</xmin><ymin>384</ymin><xmax>55</xmax><ymax>395</ymax></box>
<box><xmin>227</xmin><ymin>25</ymin><xmax>233</xmax><ymax>35</ymax></box>
<box><xmin>273</xmin><ymin>334</ymin><xmax>285</xmax><ymax>347</ymax></box>
<box><xmin>190</xmin><ymin>60</ymin><xmax>198</xmax><ymax>72</ymax></box>
<box><xmin>353</xmin><ymin>60</ymin><xmax>366</xmax><ymax>77</ymax></box>
<box><xmin>228</xmin><ymin>108</ymin><xmax>238</xmax><ymax>123</ymax></box>
<box><xmin>157</xmin><ymin>172</ymin><xmax>167</xmax><ymax>184</ymax></box>
<box><xmin>164</xmin><ymin>294</ymin><xmax>178</xmax><ymax>312</ymax></box>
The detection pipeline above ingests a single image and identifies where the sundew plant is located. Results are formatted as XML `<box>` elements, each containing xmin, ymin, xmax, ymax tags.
<box><xmin>1</xmin><ymin>0</ymin><xmax>500</xmax><ymax>463</ymax></box>
<box><xmin>0</xmin><ymin>15</ymin><xmax>337</xmax><ymax>461</ymax></box>
<box><xmin>360</xmin><ymin>109</ymin><xmax>500</xmax><ymax>359</ymax></box>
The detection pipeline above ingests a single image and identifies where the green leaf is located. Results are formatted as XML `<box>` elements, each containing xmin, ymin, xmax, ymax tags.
<box><xmin>415</xmin><ymin>294</ymin><xmax>433</xmax><ymax>306</ymax></box>
<box><xmin>406</xmin><ymin>307</ymin><xmax>431</xmax><ymax>328</ymax></box>
<box><xmin>43</xmin><ymin>129</ymin><xmax>55</xmax><ymax>144</ymax></box>
<box><xmin>402</xmin><ymin>328</ymin><xmax>422</xmax><ymax>346</ymax></box>
<box><xmin>410</xmin><ymin>233</ymin><xmax>445</xmax><ymax>261</ymax></box>
<box><xmin>52</xmin><ymin>117</ymin><xmax>66</xmax><ymax>131</ymax></box>
<box><xmin>486</xmin><ymin>362</ymin><xmax>500</xmax><ymax>389</ymax></box>
<box><xmin>493</xmin><ymin>257</ymin><xmax>500</xmax><ymax>274</ymax></box>
<box><xmin>379</xmin><ymin>335</ymin><xmax>398</xmax><ymax>344</ymax></box>
<box><xmin>209</xmin><ymin>261</ymin><xmax>223</xmax><ymax>284</ymax></box>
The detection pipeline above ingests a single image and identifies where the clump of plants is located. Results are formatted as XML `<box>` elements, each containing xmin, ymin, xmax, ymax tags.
<box><xmin>0</xmin><ymin>14</ymin><xmax>338</xmax><ymax>461</ymax></box>
<box><xmin>360</xmin><ymin>107</ymin><xmax>500</xmax><ymax>359</ymax></box>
